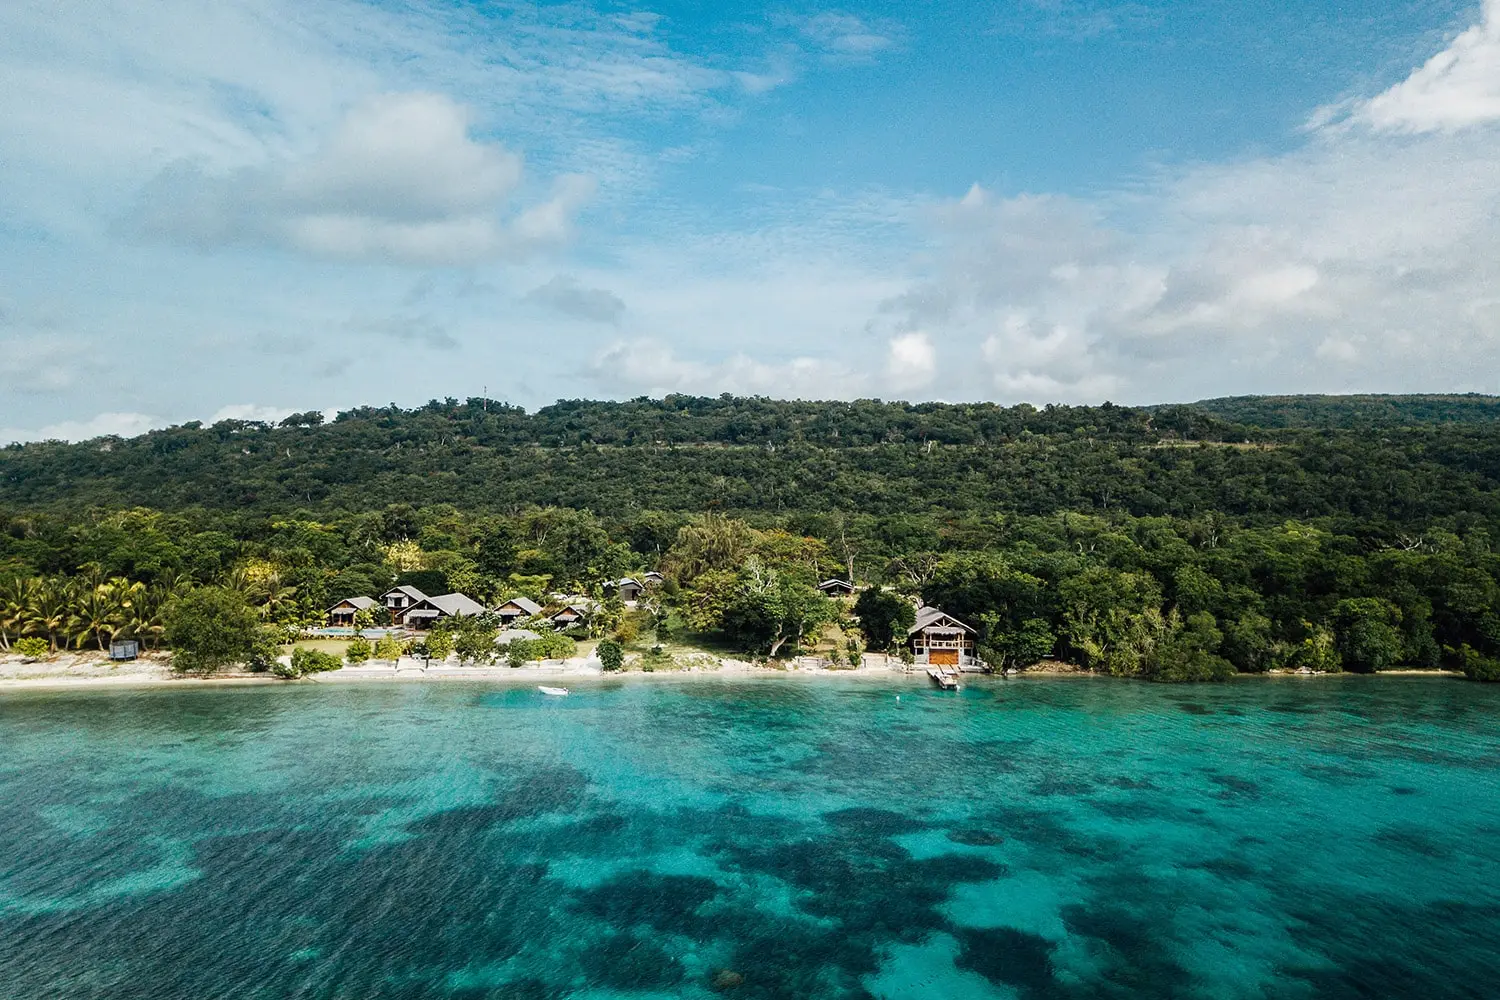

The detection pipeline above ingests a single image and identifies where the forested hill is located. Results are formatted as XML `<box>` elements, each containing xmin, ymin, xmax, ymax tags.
<box><xmin>3</xmin><ymin>394</ymin><xmax>1500</xmax><ymax>526</ymax></box>
<box><xmin>1178</xmin><ymin>393</ymin><xmax>1500</xmax><ymax>428</ymax></box>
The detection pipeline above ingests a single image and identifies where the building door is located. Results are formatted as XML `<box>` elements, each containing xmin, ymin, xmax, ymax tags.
<box><xmin>930</xmin><ymin>649</ymin><xmax>959</xmax><ymax>666</ymax></box>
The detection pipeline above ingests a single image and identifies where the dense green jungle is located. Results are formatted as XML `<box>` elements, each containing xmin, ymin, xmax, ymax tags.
<box><xmin>4</xmin><ymin>393</ymin><xmax>1500</xmax><ymax>681</ymax></box>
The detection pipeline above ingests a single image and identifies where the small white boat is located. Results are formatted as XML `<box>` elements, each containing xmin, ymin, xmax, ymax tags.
<box><xmin>538</xmin><ymin>686</ymin><xmax>570</xmax><ymax>697</ymax></box>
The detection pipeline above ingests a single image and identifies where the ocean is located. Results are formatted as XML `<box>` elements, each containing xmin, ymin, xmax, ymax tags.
<box><xmin>2</xmin><ymin>675</ymin><xmax>1498</xmax><ymax>999</ymax></box>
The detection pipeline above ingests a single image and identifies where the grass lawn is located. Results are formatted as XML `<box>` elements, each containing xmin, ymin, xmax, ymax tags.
<box><xmin>282</xmin><ymin>638</ymin><xmax>352</xmax><ymax>656</ymax></box>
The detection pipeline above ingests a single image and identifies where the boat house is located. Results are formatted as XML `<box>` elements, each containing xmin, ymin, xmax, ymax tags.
<box><xmin>908</xmin><ymin>606</ymin><xmax>981</xmax><ymax>669</ymax></box>
<box><xmin>327</xmin><ymin>595</ymin><xmax>378</xmax><ymax>627</ymax></box>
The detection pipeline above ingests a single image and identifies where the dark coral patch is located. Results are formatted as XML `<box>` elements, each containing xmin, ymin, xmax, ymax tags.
<box><xmin>570</xmin><ymin>870</ymin><xmax>721</xmax><ymax>935</ymax></box>
<box><xmin>955</xmin><ymin>926</ymin><xmax>1063</xmax><ymax>1000</ymax></box>
<box><xmin>824</xmin><ymin>807</ymin><xmax>928</xmax><ymax>836</ymax></box>
<box><xmin>577</xmin><ymin>931</ymin><xmax>685</xmax><ymax>991</ymax></box>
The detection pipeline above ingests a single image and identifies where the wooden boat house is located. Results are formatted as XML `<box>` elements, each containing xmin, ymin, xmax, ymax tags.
<box><xmin>908</xmin><ymin>606</ymin><xmax>981</xmax><ymax>669</ymax></box>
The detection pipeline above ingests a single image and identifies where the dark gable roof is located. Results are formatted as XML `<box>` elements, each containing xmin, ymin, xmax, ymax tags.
<box><xmin>496</xmin><ymin>596</ymin><xmax>543</xmax><ymax>615</ymax></box>
<box><xmin>383</xmin><ymin>584</ymin><xmax>429</xmax><ymax>602</ymax></box>
<box><xmin>421</xmin><ymin>593</ymin><xmax>486</xmax><ymax>617</ymax></box>
<box><xmin>909</xmin><ymin>606</ymin><xmax>975</xmax><ymax>635</ymax></box>
<box><xmin>328</xmin><ymin>595</ymin><xmax>378</xmax><ymax>612</ymax></box>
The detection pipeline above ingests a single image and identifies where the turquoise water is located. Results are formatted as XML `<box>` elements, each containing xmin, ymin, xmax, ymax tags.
<box><xmin>2</xmin><ymin>676</ymin><xmax>1499</xmax><ymax>999</ymax></box>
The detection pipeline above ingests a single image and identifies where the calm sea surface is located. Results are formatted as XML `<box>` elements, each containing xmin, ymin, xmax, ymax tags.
<box><xmin>3</xmin><ymin>676</ymin><xmax>1499</xmax><ymax>1000</ymax></box>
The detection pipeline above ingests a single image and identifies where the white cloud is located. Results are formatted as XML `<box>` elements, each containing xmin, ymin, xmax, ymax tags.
<box><xmin>1315</xmin><ymin>336</ymin><xmax>1360</xmax><ymax>363</ymax></box>
<box><xmin>525</xmin><ymin>275</ymin><xmax>626</xmax><ymax>324</ymax></box>
<box><xmin>1320</xmin><ymin>0</ymin><xmax>1500</xmax><ymax>133</ymax></box>
<box><xmin>0</xmin><ymin>333</ymin><xmax>99</xmax><ymax>394</ymax></box>
<box><xmin>587</xmin><ymin>339</ymin><xmax>867</xmax><ymax>399</ymax></box>
<box><xmin>210</xmin><ymin>404</ymin><xmax>296</xmax><ymax>424</ymax></box>
<box><xmin>125</xmin><ymin>92</ymin><xmax>592</xmax><ymax>265</ymax></box>
<box><xmin>886</xmin><ymin>332</ymin><xmax>936</xmax><ymax>392</ymax></box>
<box><xmin>879</xmin><ymin>101</ymin><xmax>1500</xmax><ymax>401</ymax></box>
<box><xmin>0</xmin><ymin>411</ymin><xmax>157</xmax><ymax>445</ymax></box>
<box><xmin>793</xmin><ymin>13</ymin><xmax>901</xmax><ymax>58</ymax></box>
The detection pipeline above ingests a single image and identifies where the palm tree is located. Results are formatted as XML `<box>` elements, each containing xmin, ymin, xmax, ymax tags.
<box><xmin>124</xmin><ymin>584</ymin><xmax>175</xmax><ymax>650</ymax></box>
<box><xmin>27</xmin><ymin>578</ymin><xmax>74</xmax><ymax>653</ymax></box>
<box><xmin>0</xmin><ymin>576</ymin><xmax>41</xmax><ymax>651</ymax></box>
<box><xmin>224</xmin><ymin>565</ymin><xmax>297</xmax><ymax>620</ymax></box>
<box><xmin>68</xmin><ymin>586</ymin><xmax>124</xmax><ymax>651</ymax></box>
<box><xmin>69</xmin><ymin>578</ymin><xmax>139</xmax><ymax>651</ymax></box>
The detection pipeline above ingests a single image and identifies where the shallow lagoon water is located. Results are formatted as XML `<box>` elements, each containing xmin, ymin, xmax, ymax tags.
<box><xmin>2</xmin><ymin>676</ymin><xmax>1498</xmax><ymax>999</ymax></box>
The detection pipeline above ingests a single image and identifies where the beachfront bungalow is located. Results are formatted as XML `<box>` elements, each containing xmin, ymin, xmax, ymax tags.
<box><xmin>817</xmin><ymin>578</ymin><xmax>857</xmax><ymax>597</ymax></box>
<box><xmin>494</xmin><ymin>596</ymin><xmax>544</xmax><ymax>626</ymax></box>
<box><xmin>908</xmin><ymin>606</ymin><xmax>982</xmax><ymax>669</ymax></box>
<box><xmin>327</xmin><ymin>595</ymin><xmax>378</xmax><ymax>627</ymax></box>
<box><xmin>400</xmin><ymin>592</ymin><xmax>487</xmax><ymax>630</ymax></box>
<box><xmin>548</xmin><ymin>601</ymin><xmax>595</xmax><ymax>629</ymax></box>
<box><xmin>381</xmin><ymin>585</ymin><xmax>428</xmax><ymax>621</ymax></box>
<box><xmin>607</xmin><ymin>577</ymin><xmax>646</xmax><ymax>604</ymax></box>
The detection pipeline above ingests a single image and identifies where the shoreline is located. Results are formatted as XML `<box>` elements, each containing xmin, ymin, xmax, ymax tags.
<box><xmin>0</xmin><ymin>652</ymin><xmax>1464</xmax><ymax>694</ymax></box>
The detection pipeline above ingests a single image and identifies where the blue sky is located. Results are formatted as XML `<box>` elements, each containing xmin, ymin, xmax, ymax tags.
<box><xmin>2</xmin><ymin>0</ymin><xmax>1499</xmax><ymax>440</ymax></box>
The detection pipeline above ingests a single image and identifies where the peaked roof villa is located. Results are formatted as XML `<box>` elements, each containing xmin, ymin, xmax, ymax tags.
<box><xmin>327</xmin><ymin>596</ymin><xmax>378</xmax><ymax>626</ymax></box>
<box><xmin>495</xmin><ymin>596</ymin><xmax>543</xmax><ymax>621</ymax></box>
<box><xmin>402</xmin><ymin>592</ymin><xmax>487</xmax><ymax>627</ymax></box>
<box><xmin>908</xmin><ymin>607</ymin><xmax>980</xmax><ymax>669</ymax></box>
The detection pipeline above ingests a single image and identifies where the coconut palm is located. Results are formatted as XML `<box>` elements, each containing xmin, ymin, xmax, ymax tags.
<box><xmin>26</xmin><ymin>578</ymin><xmax>74</xmax><ymax>652</ymax></box>
<box><xmin>0</xmin><ymin>576</ymin><xmax>41</xmax><ymax>651</ymax></box>
<box><xmin>68</xmin><ymin>584</ymin><xmax>127</xmax><ymax>651</ymax></box>
<box><xmin>224</xmin><ymin>565</ymin><xmax>297</xmax><ymax>620</ymax></box>
<box><xmin>124</xmin><ymin>584</ymin><xmax>175</xmax><ymax>650</ymax></box>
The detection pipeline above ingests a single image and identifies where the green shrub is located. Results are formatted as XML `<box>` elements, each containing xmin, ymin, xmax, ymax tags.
<box><xmin>374</xmin><ymin>635</ymin><xmax>404</xmax><ymax>661</ymax></box>
<box><xmin>424</xmin><ymin>631</ymin><xmax>454</xmax><ymax>661</ymax></box>
<box><xmin>246</xmin><ymin>627</ymin><xmax>282</xmax><ymax>673</ymax></box>
<box><xmin>500</xmin><ymin>632</ymin><xmax>577</xmax><ymax>665</ymax></box>
<box><xmin>14</xmin><ymin>637</ymin><xmax>49</xmax><ymax>660</ymax></box>
<box><xmin>164</xmin><ymin>586</ymin><xmax>262</xmax><ymax>675</ymax></box>
<box><xmin>597</xmin><ymin>638</ymin><xmax>624</xmax><ymax>672</ymax></box>
<box><xmin>274</xmin><ymin>646</ymin><xmax>343</xmax><ymax>679</ymax></box>
<box><xmin>1457</xmin><ymin>644</ymin><xmax>1500</xmax><ymax>682</ymax></box>
<box><xmin>346</xmin><ymin>637</ymin><xmax>372</xmax><ymax>664</ymax></box>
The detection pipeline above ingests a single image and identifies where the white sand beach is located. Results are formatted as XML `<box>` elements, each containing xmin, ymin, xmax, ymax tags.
<box><xmin>0</xmin><ymin>649</ymin><xmax>928</xmax><ymax>692</ymax></box>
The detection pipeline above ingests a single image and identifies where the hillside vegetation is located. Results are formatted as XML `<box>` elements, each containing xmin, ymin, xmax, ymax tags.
<box><xmin>3</xmin><ymin>394</ymin><xmax>1500</xmax><ymax>682</ymax></box>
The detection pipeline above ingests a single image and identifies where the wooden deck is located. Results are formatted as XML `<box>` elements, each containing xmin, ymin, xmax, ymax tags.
<box><xmin>927</xmin><ymin>666</ymin><xmax>961</xmax><ymax>690</ymax></box>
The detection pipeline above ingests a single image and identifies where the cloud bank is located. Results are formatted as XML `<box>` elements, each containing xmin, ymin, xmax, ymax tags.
<box><xmin>126</xmin><ymin>93</ymin><xmax>594</xmax><ymax>265</ymax></box>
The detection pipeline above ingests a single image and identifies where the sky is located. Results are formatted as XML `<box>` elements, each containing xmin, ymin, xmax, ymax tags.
<box><xmin>3</xmin><ymin>0</ymin><xmax>1500</xmax><ymax>441</ymax></box>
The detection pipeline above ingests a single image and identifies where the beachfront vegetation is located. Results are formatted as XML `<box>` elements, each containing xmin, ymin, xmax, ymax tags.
<box><xmin>3</xmin><ymin>394</ymin><xmax>1500</xmax><ymax>680</ymax></box>
<box><xmin>274</xmin><ymin>646</ymin><xmax>342</xmax><ymax>679</ymax></box>
<box><xmin>163</xmin><ymin>586</ymin><xmax>277</xmax><ymax>675</ymax></box>
<box><xmin>597</xmin><ymin>638</ymin><xmax>623</xmax><ymax>672</ymax></box>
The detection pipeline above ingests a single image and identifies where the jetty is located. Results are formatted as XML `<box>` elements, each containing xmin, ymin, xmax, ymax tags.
<box><xmin>927</xmin><ymin>666</ymin><xmax>961</xmax><ymax>690</ymax></box>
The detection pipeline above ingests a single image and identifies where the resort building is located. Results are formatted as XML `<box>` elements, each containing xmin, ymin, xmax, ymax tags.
<box><xmin>381</xmin><ymin>585</ymin><xmax>428</xmax><ymax>621</ymax></box>
<box><xmin>817</xmin><ymin>578</ymin><xmax>857</xmax><ymax>596</ymax></box>
<box><xmin>607</xmin><ymin>577</ymin><xmax>646</xmax><ymax>604</ymax></box>
<box><xmin>548</xmin><ymin>602</ymin><xmax>593</xmax><ymax>628</ymax></box>
<box><xmin>328</xmin><ymin>595</ymin><xmax>378</xmax><ymax>627</ymax></box>
<box><xmin>399</xmin><ymin>592</ymin><xmax>487</xmax><ymax>629</ymax></box>
<box><xmin>908</xmin><ymin>606</ymin><xmax>981</xmax><ymax>669</ymax></box>
<box><xmin>494</xmin><ymin>596</ymin><xmax>543</xmax><ymax>626</ymax></box>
